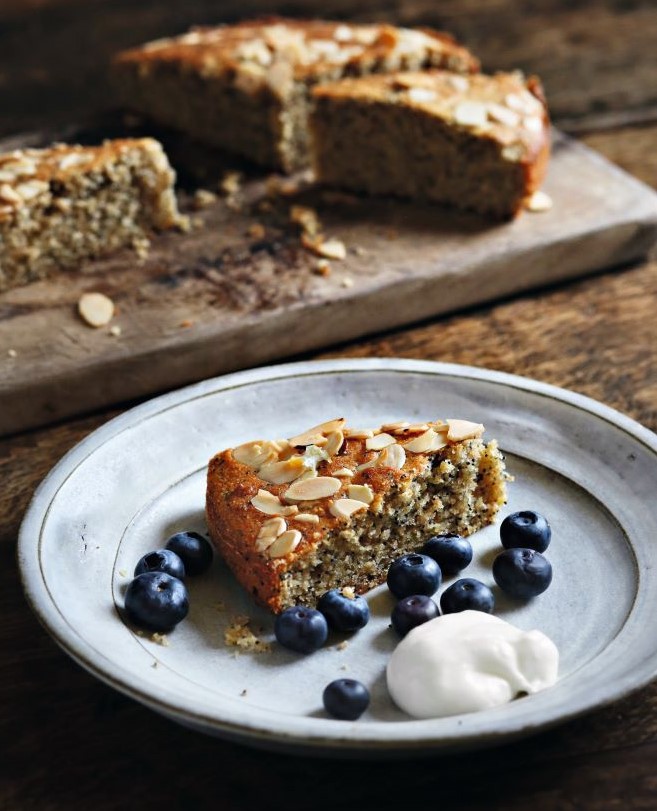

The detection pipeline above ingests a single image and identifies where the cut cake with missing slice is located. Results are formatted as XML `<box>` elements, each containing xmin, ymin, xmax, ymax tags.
<box><xmin>0</xmin><ymin>138</ymin><xmax>181</xmax><ymax>292</ymax></box>
<box><xmin>309</xmin><ymin>70</ymin><xmax>550</xmax><ymax>218</ymax></box>
<box><xmin>112</xmin><ymin>18</ymin><xmax>479</xmax><ymax>172</ymax></box>
<box><xmin>206</xmin><ymin>417</ymin><xmax>508</xmax><ymax>613</ymax></box>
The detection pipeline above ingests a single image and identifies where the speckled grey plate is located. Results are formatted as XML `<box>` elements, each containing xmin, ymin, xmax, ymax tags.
<box><xmin>18</xmin><ymin>359</ymin><xmax>657</xmax><ymax>756</ymax></box>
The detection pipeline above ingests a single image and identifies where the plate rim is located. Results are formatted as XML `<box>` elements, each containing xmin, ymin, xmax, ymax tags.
<box><xmin>17</xmin><ymin>358</ymin><xmax>657</xmax><ymax>754</ymax></box>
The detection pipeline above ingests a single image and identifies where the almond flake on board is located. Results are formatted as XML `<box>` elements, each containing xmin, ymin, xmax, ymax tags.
<box><xmin>330</xmin><ymin>498</ymin><xmax>368</xmax><ymax>520</ymax></box>
<box><xmin>268</xmin><ymin>529</ymin><xmax>302</xmax><ymax>558</ymax></box>
<box><xmin>78</xmin><ymin>292</ymin><xmax>115</xmax><ymax>328</ymax></box>
<box><xmin>284</xmin><ymin>476</ymin><xmax>342</xmax><ymax>501</ymax></box>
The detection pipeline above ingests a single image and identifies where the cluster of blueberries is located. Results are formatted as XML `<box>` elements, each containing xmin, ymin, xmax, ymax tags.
<box><xmin>276</xmin><ymin>510</ymin><xmax>553</xmax><ymax>722</ymax></box>
<box><xmin>122</xmin><ymin>512</ymin><xmax>552</xmax><ymax>724</ymax></box>
<box><xmin>123</xmin><ymin>531</ymin><xmax>214</xmax><ymax>631</ymax></box>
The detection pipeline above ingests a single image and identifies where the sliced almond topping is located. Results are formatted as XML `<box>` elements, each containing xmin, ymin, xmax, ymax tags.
<box><xmin>250</xmin><ymin>489</ymin><xmax>298</xmax><ymax>516</ymax></box>
<box><xmin>454</xmin><ymin>101</ymin><xmax>488</xmax><ymax>128</ymax></box>
<box><xmin>526</xmin><ymin>190</ymin><xmax>553</xmax><ymax>213</ymax></box>
<box><xmin>381</xmin><ymin>421</ymin><xmax>410</xmax><ymax>432</ymax></box>
<box><xmin>432</xmin><ymin>421</ymin><xmax>449</xmax><ymax>433</ymax></box>
<box><xmin>78</xmin><ymin>292</ymin><xmax>115</xmax><ymax>328</ymax></box>
<box><xmin>0</xmin><ymin>183</ymin><xmax>21</xmax><ymax>204</ymax></box>
<box><xmin>348</xmin><ymin>484</ymin><xmax>374</xmax><ymax>504</ymax></box>
<box><xmin>487</xmin><ymin>102</ymin><xmax>520</xmax><ymax>127</ymax></box>
<box><xmin>259</xmin><ymin>457</ymin><xmax>307</xmax><ymax>484</ymax></box>
<box><xmin>407</xmin><ymin>87</ymin><xmax>437</xmax><ymax>103</ymax></box>
<box><xmin>268</xmin><ymin>529</ymin><xmax>302</xmax><ymax>558</ymax></box>
<box><xmin>330</xmin><ymin>498</ymin><xmax>368</xmax><ymax>520</ymax></box>
<box><xmin>284</xmin><ymin>476</ymin><xmax>342</xmax><ymax>501</ymax></box>
<box><xmin>403</xmin><ymin>428</ymin><xmax>448</xmax><ymax>454</ymax></box>
<box><xmin>378</xmin><ymin>444</ymin><xmax>406</xmax><ymax>470</ymax></box>
<box><xmin>344</xmin><ymin>428</ymin><xmax>374</xmax><ymax>439</ymax></box>
<box><xmin>295</xmin><ymin>513</ymin><xmax>320</xmax><ymax>524</ymax></box>
<box><xmin>324</xmin><ymin>429</ymin><xmax>344</xmax><ymax>457</ymax></box>
<box><xmin>446</xmin><ymin>419</ymin><xmax>485</xmax><ymax>442</ymax></box>
<box><xmin>365</xmin><ymin>433</ymin><xmax>396</xmax><ymax>451</ymax></box>
<box><xmin>288</xmin><ymin>418</ymin><xmax>345</xmax><ymax>447</ymax></box>
<box><xmin>333</xmin><ymin>467</ymin><xmax>355</xmax><ymax>477</ymax></box>
<box><xmin>257</xmin><ymin>516</ymin><xmax>287</xmax><ymax>538</ymax></box>
<box><xmin>232</xmin><ymin>441</ymin><xmax>279</xmax><ymax>469</ymax></box>
<box><xmin>15</xmin><ymin>179</ymin><xmax>48</xmax><ymax>201</ymax></box>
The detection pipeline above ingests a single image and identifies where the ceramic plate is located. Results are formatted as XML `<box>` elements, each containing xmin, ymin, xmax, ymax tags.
<box><xmin>18</xmin><ymin>359</ymin><xmax>657</xmax><ymax>756</ymax></box>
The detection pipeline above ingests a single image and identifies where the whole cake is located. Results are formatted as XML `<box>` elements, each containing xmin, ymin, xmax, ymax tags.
<box><xmin>309</xmin><ymin>70</ymin><xmax>550</xmax><ymax>218</ymax></box>
<box><xmin>206</xmin><ymin>417</ymin><xmax>508</xmax><ymax>613</ymax></box>
<box><xmin>0</xmin><ymin>138</ymin><xmax>181</xmax><ymax>292</ymax></box>
<box><xmin>112</xmin><ymin>18</ymin><xmax>479</xmax><ymax>172</ymax></box>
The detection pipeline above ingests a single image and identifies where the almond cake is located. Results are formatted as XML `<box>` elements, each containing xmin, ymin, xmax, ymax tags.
<box><xmin>309</xmin><ymin>70</ymin><xmax>550</xmax><ymax>218</ymax></box>
<box><xmin>0</xmin><ymin>138</ymin><xmax>181</xmax><ymax>292</ymax></box>
<box><xmin>112</xmin><ymin>18</ymin><xmax>479</xmax><ymax>172</ymax></box>
<box><xmin>206</xmin><ymin>417</ymin><xmax>508</xmax><ymax>613</ymax></box>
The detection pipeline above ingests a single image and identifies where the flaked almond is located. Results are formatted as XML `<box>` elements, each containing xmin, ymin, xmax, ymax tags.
<box><xmin>259</xmin><ymin>457</ymin><xmax>307</xmax><ymax>484</ymax></box>
<box><xmin>487</xmin><ymin>102</ymin><xmax>520</xmax><ymax>127</ymax></box>
<box><xmin>343</xmin><ymin>428</ymin><xmax>374</xmax><ymax>439</ymax></box>
<box><xmin>284</xmin><ymin>476</ymin><xmax>342</xmax><ymax>501</ymax></box>
<box><xmin>403</xmin><ymin>428</ymin><xmax>448</xmax><ymax>454</ymax></box>
<box><xmin>446</xmin><ymin>419</ymin><xmax>485</xmax><ymax>442</ymax></box>
<box><xmin>454</xmin><ymin>101</ymin><xmax>488</xmax><ymax>128</ymax></box>
<box><xmin>295</xmin><ymin>513</ymin><xmax>320</xmax><ymax>524</ymax></box>
<box><xmin>268</xmin><ymin>529</ymin><xmax>302</xmax><ymax>558</ymax></box>
<box><xmin>0</xmin><ymin>184</ymin><xmax>21</xmax><ymax>204</ymax></box>
<box><xmin>333</xmin><ymin>467</ymin><xmax>355</xmax><ymax>477</ymax></box>
<box><xmin>366</xmin><ymin>433</ymin><xmax>397</xmax><ymax>451</ymax></box>
<box><xmin>381</xmin><ymin>421</ymin><xmax>410</xmax><ymax>432</ymax></box>
<box><xmin>257</xmin><ymin>517</ymin><xmax>287</xmax><ymax>540</ymax></box>
<box><xmin>15</xmin><ymin>179</ymin><xmax>48</xmax><ymax>201</ymax></box>
<box><xmin>378</xmin><ymin>444</ymin><xmax>406</xmax><ymax>470</ymax></box>
<box><xmin>348</xmin><ymin>484</ymin><xmax>374</xmax><ymax>504</ymax></box>
<box><xmin>250</xmin><ymin>489</ymin><xmax>298</xmax><ymax>516</ymax></box>
<box><xmin>407</xmin><ymin>87</ymin><xmax>437</xmax><ymax>103</ymax></box>
<box><xmin>233</xmin><ymin>441</ymin><xmax>279</xmax><ymax>469</ymax></box>
<box><xmin>78</xmin><ymin>292</ymin><xmax>115</xmax><ymax>328</ymax></box>
<box><xmin>330</xmin><ymin>498</ymin><xmax>368</xmax><ymax>520</ymax></box>
<box><xmin>526</xmin><ymin>190</ymin><xmax>553</xmax><ymax>212</ymax></box>
<box><xmin>324</xmin><ymin>430</ymin><xmax>344</xmax><ymax>457</ymax></box>
<box><xmin>341</xmin><ymin>586</ymin><xmax>356</xmax><ymax>599</ymax></box>
<box><xmin>289</xmin><ymin>418</ymin><xmax>345</xmax><ymax>446</ymax></box>
<box><xmin>303</xmin><ymin>234</ymin><xmax>347</xmax><ymax>260</ymax></box>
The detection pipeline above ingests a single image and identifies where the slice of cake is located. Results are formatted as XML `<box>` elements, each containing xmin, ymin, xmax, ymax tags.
<box><xmin>206</xmin><ymin>417</ymin><xmax>508</xmax><ymax>613</ymax></box>
<box><xmin>112</xmin><ymin>18</ymin><xmax>479</xmax><ymax>172</ymax></box>
<box><xmin>309</xmin><ymin>70</ymin><xmax>550</xmax><ymax>218</ymax></box>
<box><xmin>0</xmin><ymin>138</ymin><xmax>181</xmax><ymax>292</ymax></box>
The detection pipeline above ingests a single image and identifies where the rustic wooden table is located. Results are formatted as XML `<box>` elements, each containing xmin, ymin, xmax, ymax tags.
<box><xmin>2</xmin><ymin>2</ymin><xmax>657</xmax><ymax>809</ymax></box>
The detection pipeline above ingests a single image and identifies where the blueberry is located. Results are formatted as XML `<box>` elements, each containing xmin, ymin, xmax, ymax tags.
<box><xmin>165</xmin><ymin>531</ymin><xmax>213</xmax><ymax>575</ymax></box>
<box><xmin>500</xmin><ymin>511</ymin><xmax>551</xmax><ymax>553</ymax></box>
<box><xmin>274</xmin><ymin>606</ymin><xmax>328</xmax><ymax>654</ymax></box>
<box><xmin>317</xmin><ymin>589</ymin><xmax>370</xmax><ymax>633</ymax></box>
<box><xmin>493</xmin><ymin>548</ymin><xmax>553</xmax><ymax>599</ymax></box>
<box><xmin>323</xmin><ymin>679</ymin><xmax>370</xmax><ymax>720</ymax></box>
<box><xmin>422</xmin><ymin>533</ymin><xmax>473</xmax><ymax>576</ymax></box>
<box><xmin>440</xmin><ymin>578</ymin><xmax>495</xmax><ymax>614</ymax></box>
<box><xmin>391</xmin><ymin>594</ymin><xmax>440</xmax><ymax>637</ymax></box>
<box><xmin>134</xmin><ymin>549</ymin><xmax>185</xmax><ymax>580</ymax></box>
<box><xmin>386</xmin><ymin>553</ymin><xmax>441</xmax><ymax>599</ymax></box>
<box><xmin>124</xmin><ymin>572</ymin><xmax>189</xmax><ymax>632</ymax></box>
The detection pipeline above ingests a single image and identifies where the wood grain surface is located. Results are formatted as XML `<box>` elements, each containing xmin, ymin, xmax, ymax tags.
<box><xmin>3</xmin><ymin>2</ymin><xmax>657</xmax><ymax>809</ymax></box>
<box><xmin>2</xmin><ymin>125</ymin><xmax>656</xmax><ymax>436</ymax></box>
<box><xmin>3</xmin><ymin>122</ymin><xmax>657</xmax><ymax>810</ymax></box>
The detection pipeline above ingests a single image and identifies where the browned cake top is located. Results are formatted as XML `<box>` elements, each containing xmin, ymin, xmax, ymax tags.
<box><xmin>114</xmin><ymin>18</ymin><xmax>478</xmax><ymax>88</ymax></box>
<box><xmin>313</xmin><ymin>70</ymin><xmax>549</xmax><ymax>162</ymax></box>
<box><xmin>0</xmin><ymin>138</ymin><xmax>170</xmax><ymax>222</ymax></box>
<box><xmin>211</xmin><ymin>417</ymin><xmax>487</xmax><ymax>563</ymax></box>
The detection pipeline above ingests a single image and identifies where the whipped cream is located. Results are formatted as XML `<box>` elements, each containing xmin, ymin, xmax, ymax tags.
<box><xmin>386</xmin><ymin>611</ymin><xmax>558</xmax><ymax>718</ymax></box>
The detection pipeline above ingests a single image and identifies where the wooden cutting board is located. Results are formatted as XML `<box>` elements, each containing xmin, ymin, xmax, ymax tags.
<box><xmin>2</xmin><ymin>121</ymin><xmax>657</xmax><ymax>436</ymax></box>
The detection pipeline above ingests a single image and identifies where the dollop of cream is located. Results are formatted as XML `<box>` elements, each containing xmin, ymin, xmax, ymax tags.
<box><xmin>386</xmin><ymin>611</ymin><xmax>558</xmax><ymax>718</ymax></box>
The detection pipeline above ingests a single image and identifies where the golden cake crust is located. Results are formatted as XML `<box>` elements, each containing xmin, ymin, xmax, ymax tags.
<box><xmin>206</xmin><ymin>418</ymin><xmax>507</xmax><ymax>613</ymax></box>
<box><xmin>114</xmin><ymin>17</ymin><xmax>479</xmax><ymax>90</ymax></box>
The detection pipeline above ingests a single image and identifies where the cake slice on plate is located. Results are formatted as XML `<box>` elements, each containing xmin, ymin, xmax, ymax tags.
<box><xmin>309</xmin><ymin>70</ymin><xmax>550</xmax><ymax>218</ymax></box>
<box><xmin>206</xmin><ymin>417</ymin><xmax>508</xmax><ymax>613</ymax></box>
<box><xmin>0</xmin><ymin>138</ymin><xmax>181</xmax><ymax>292</ymax></box>
<box><xmin>112</xmin><ymin>18</ymin><xmax>479</xmax><ymax>172</ymax></box>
